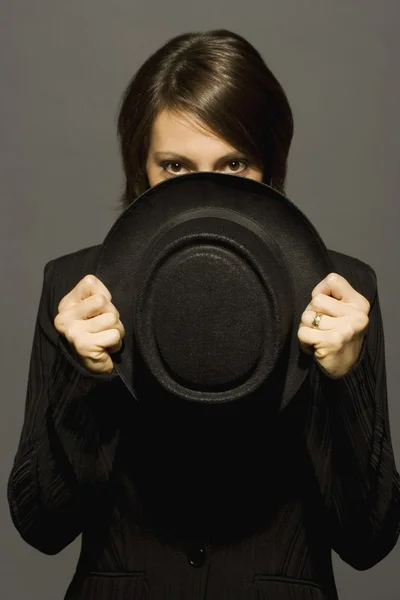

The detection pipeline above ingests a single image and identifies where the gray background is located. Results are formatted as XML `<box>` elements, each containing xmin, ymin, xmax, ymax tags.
<box><xmin>1</xmin><ymin>1</ymin><xmax>399</xmax><ymax>598</ymax></box>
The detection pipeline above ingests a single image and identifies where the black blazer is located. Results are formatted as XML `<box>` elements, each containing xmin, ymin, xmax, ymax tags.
<box><xmin>7</xmin><ymin>244</ymin><xmax>400</xmax><ymax>600</ymax></box>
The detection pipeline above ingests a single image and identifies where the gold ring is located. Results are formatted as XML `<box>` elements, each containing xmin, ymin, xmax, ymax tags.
<box><xmin>312</xmin><ymin>312</ymin><xmax>323</xmax><ymax>328</ymax></box>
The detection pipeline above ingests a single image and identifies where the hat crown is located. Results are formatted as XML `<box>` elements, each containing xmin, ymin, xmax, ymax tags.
<box><xmin>135</xmin><ymin>215</ymin><xmax>294</xmax><ymax>397</ymax></box>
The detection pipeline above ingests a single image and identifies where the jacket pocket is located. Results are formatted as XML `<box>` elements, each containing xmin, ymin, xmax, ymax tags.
<box><xmin>254</xmin><ymin>575</ymin><xmax>328</xmax><ymax>600</ymax></box>
<box><xmin>72</xmin><ymin>571</ymin><xmax>149</xmax><ymax>600</ymax></box>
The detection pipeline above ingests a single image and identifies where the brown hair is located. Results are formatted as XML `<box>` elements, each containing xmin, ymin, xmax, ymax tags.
<box><xmin>116</xmin><ymin>29</ymin><xmax>294</xmax><ymax>212</ymax></box>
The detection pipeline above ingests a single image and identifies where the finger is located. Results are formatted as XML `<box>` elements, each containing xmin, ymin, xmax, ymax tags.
<box><xmin>79</xmin><ymin>295</ymin><xmax>120</xmax><ymax>321</ymax></box>
<box><xmin>305</xmin><ymin>293</ymin><xmax>353</xmax><ymax>318</ymax></box>
<box><xmin>311</xmin><ymin>273</ymin><xmax>351</xmax><ymax>301</ymax></box>
<box><xmin>298</xmin><ymin>325</ymin><xmax>350</xmax><ymax>352</ymax></box>
<box><xmin>81</xmin><ymin>312</ymin><xmax>124</xmax><ymax>335</ymax></box>
<box><xmin>297</xmin><ymin>326</ymin><xmax>330</xmax><ymax>349</ymax></box>
<box><xmin>54</xmin><ymin>296</ymin><xmax>118</xmax><ymax>336</ymax></box>
<box><xmin>312</xmin><ymin>273</ymin><xmax>368</xmax><ymax>311</ymax></box>
<box><xmin>90</xmin><ymin>329</ymin><xmax>122</xmax><ymax>351</ymax></box>
<box><xmin>74</xmin><ymin>328</ymin><xmax>122</xmax><ymax>358</ymax></box>
<box><xmin>300</xmin><ymin>310</ymin><xmax>337</xmax><ymax>330</ymax></box>
<box><xmin>67</xmin><ymin>294</ymin><xmax>118</xmax><ymax>323</ymax></box>
<box><xmin>59</xmin><ymin>275</ymin><xmax>112</xmax><ymax>312</ymax></box>
<box><xmin>310</xmin><ymin>278</ymin><xmax>332</xmax><ymax>299</ymax></box>
<box><xmin>108</xmin><ymin>338</ymin><xmax>123</xmax><ymax>354</ymax></box>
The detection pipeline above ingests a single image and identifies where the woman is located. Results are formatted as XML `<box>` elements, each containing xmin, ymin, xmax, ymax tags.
<box><xmin>7</xmin><ymin>29</ymin><xmax>400</xmax><ymax>600</ymax></box>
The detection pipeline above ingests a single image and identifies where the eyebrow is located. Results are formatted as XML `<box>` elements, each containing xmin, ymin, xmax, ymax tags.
<box><xmin>153</xmin><ymin>151</ymin><xmax>247</xmax><ymax>164</ymax></box>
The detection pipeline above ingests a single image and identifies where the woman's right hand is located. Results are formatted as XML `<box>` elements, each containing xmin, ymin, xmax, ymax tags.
<box><xmin>54</xmin><ymin>274</ymin><xmax>125</xmax><ymax>374</ymax></box>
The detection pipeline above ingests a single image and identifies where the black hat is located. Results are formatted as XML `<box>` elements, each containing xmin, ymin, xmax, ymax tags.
<box><xmin>94</xmin><ymin>172</ymin><xmax>334</xmax><ymax>412</ymax></box>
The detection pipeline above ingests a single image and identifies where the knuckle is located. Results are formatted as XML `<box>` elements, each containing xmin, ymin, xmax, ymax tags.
<box><xmin>343</xmin><ymin>322</ymin><xmax>354</xmax><ymax>340</ymax></box>
<box><xmin>93</xmin><ymin>293</ymin><xmax>107</xmax><ymax>309</ymax></box>
<box><xmin>64</xmin><ymin>326</ymin><xmax>74</xmax><ymax>344</ymax></box>
<box><xmin>297</xmin><ymin>326</ymin><xmax>308</xmax><ymax>341</ymax></box>
<box><xmin>53</xmin><ymin>313</ymin><xmax>64</xmax><ymax>331</ymax></box>
<box><xmin>354</xmin><ymin>295</ymin><xmax>370</xmax><ymax>314</ymax></box>
<box><xmin>107</xmin><ymin>330</ymin><xmax>119</xmax><ymax>346</ymax></box>
<box><xmin>83</xmin><ymin>274</ymin><xmax>97</xmax><ymax>286</ymax></box>
<box><xmin>327</xmin><ymin>272</ymin><xmax>339</xmax><ymax>283</ymax></box>
<box><xmin>107</xmin><ymin>312</ymin><xmax>119</xmax><ymax>326</ymax></box>
<box><xmin>109</xmin><ymin>304</ymin><xmax>119</xmax><ymax>321</ymax></box>
<box><xmin>73</xmin><ymin>336</ymin><xmax>87</xmax><ymax>356</ymax></box>
<box><xmin>66</xmin><ymin>322</ymin><xmax>80</xmax><ymax>343</ymax></box>
<box><xmin>330</xmin><ymin>330</ymin><xmax>343</xmax><ymax>347</ymax></box>
<box><xmin>312</xmin><ymin>294</ymin><xmax>324</xmax><ymax>310</ymax></box>
<box><xmin>362</xmin><ymin>298</ymin><xmax>371</xmax><ymax>314</ymax></box>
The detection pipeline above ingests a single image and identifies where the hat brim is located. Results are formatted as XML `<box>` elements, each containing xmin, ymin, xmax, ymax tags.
<box><xmin>94</xmin><ymin>172</ymin><xmax>334</xmax><ymax>411</ymax></box>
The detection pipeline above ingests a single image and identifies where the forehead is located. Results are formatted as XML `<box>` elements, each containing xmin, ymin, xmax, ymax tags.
<box><xmin>150</xmin><ymin>109</ymin><xmax>235</xmax><ymax>153</ymax></box>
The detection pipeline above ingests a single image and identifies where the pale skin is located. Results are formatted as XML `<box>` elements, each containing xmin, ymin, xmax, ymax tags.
<box><xmin>54</xmin><ymin>109</ymin><xmax>371</xmax><ymax>377</ymax></box>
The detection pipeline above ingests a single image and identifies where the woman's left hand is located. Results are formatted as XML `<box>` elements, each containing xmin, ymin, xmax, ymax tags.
<box><xmin>297</xmin><ymin>273</ymin><xmax>371</xmax><ymax>378</ymax></box>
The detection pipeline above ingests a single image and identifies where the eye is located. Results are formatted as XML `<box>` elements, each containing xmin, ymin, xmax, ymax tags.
<box><xmin>162</xmin><ymin>161</ymin><xmax>187</xmax><ymax>175</ymax></box>
<box><xmin>160</xmin><ymin>158</ymin><xmax>249</xmax><ymax>176</ymax></box>
<box><xmin>222</xmin><ymin>159</ymin><xmax>248</xmax><ymax>174</ymax></box>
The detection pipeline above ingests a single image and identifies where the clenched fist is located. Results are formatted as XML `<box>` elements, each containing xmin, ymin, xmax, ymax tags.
<box><xmin>54</xmin><ymin>274</ymin><xmax>125</xmax><ymax>374</ymax></box>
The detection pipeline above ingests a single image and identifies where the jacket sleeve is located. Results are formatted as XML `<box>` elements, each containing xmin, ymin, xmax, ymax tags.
<box><xmin>7</xmin><ymin>259</ymin><xmax>126</xmax><ymax>555</ymax></box>
<box><xmin>301</xmin><ymin>275</ymin><xmax>400</xmax><ymax>571</ymax></box>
